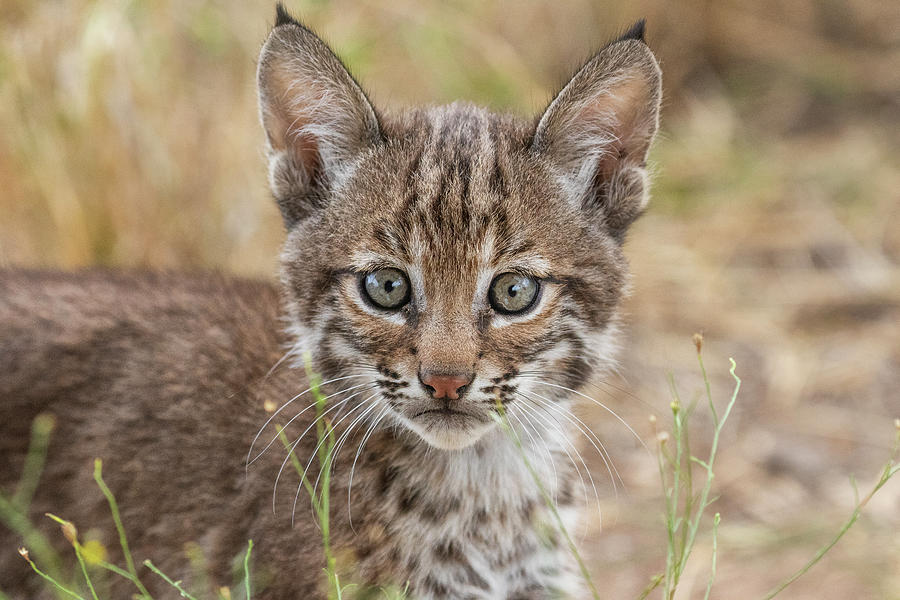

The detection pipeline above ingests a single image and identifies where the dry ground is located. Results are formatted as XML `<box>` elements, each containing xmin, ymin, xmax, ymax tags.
<box><xmin>1</xmin><ymin>0</ymin><xmax>898</xmax><ymax>598</ymax></box>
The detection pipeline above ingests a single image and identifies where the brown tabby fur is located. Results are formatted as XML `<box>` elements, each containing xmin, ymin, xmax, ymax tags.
<box><xmin>1</xmin><ymin>5</ymin><xmax>661</xmax><ymax>599</ymax></box>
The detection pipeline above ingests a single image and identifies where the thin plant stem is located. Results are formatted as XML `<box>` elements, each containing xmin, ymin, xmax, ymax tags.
<box><xmin>696</xmin><ymin>345</ymin><xmax>717</xmax><ymax>425</ymax></box>
<box><xmin>654</xmin><ymin>422</ymin><xmax>675</xmax><ymax>600</ymax></box>
<box><xmin>667</xmin><ymin>350</ymin><xmax>741</xmax><ymax>598</ymax></box>
<box><xmin>243</xmin><ymin>540</ymin><xmax>254</xmax><ymax>600</ymax></box>
<box><xmin>277</xmin><ymin>426</ymin><xmax>319</xmax><ymax>513</ymax></box>
<box><xmin>94</xmin><ymin>560</ymin><xmax>133</xmax><ymax>581</ymax></box>
<box><xmin>93</xmin><ymin>459</ymin><xmax>152</xmax><ymax>599</ymax></box>
<box><xmin>0</xmin><ymin>494</ymin><xmax>65</xmax><ymax>586</ymax></box>
<box><xmin>282</xmin><ymin>354</ymin><xmax>342</xmax><ymax>600</ymax></box>
<box><xmin>44</xmin><ymin>514</ymin><xmax>99</xmax><ymax>600</ymax></box>
<box><xmin>702</xmin><ymin>513</ymin><xmax>720</xmax><ymax>600</ymax></box>
<box><xmin>73</xmin><ymin>544</ymin><xmax>99</xmax><ymax>600</ymax></box>
<box><xmin>17</xmin><ymin>549</ymin><xmax>85</xmax><ymax>600</ymax></box>
<box><xmin>651</xmin><ymin>338</ymin><xmax>741</xmax><ymax>600</ymax></box>
<box><xmin>760</xmin><ymin>426</ymin><xmax>900</xmax><ymax>600</ymax></box>
<box><xmin>143</xmin><ymin>560</ymin><xmax>199</xmax><ymax>600</ymax></box>
<box><xmin>649</xmin><ymin>340</ymin><xmax>898</xmax><ymax>600</ymax></box>
<box><xmin>12</xmin><ymin>414</ymin><xmax>55</xmax><ymax>512</ymax></box>
<box><xmin>636</xmin><ymin>573</ymin><xmax>663</xmax><ymax>600</ymax></box>
<box><xmin>665</xmin><ymin>394</ymin><xmax>685</xmax><ymax>599</ymax></box>
<box><xmin>675</xmin><ymin>358</ymin><xmax>740</xmax><ymax>585</ymax></box>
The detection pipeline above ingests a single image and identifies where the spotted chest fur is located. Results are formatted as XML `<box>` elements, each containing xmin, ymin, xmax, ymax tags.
<box><xmin>340</xmin><ymin>428</ymin><xmax>581</xmax><ymax>599</ymax></box>
<box><xmin>256</xmin><ymin>4</ymin><xmax>661</xmax><ymax>598</ymax></box>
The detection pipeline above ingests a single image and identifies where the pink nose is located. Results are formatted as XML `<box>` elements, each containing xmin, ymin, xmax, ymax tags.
<box><xmin>420</xmin><ymin>372</ymin><xmax>474</xmax><ymax>400</ymax></box>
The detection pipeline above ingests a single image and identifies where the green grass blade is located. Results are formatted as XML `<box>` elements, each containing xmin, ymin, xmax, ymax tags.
<box><xmin>0</xmin><ymin>493</ymin><xmax>66</xmax><ymax>586</ymax></box>
<box><xmin>276</xmin><ymin>425</ymin><xmax>320</xmax><ymax>513</ymax></box>
<box><xmin>760</xmin><ymin>425</ymin><xmax>899</xmax><ymax>599</ymax></box>
<box><xmin>94</xmin><ymin>559</ymin><xmax>134</xmax><ymax>580</ymax></box>
<box><xmin>702</xmin><ymin>513</ymin><xmax>720</xmax><ymax>600</ymax></box>
<box><xmin>18</xmin><ymin>549</ymin><xmax>85</xmax><ymax>600</ymax></box>
<box><xmin>12</xmin><ymin>414</ymin><xmax>55</xmax><ymax>512</ymax></box>
<box><xmin>243</xmin><ymin>540</ymin><xmax>253</xmax><ymax>600</ymax></box>
<box><xmin>143</xmin><ymin>560</ymin><xmax>199</xmax><ymax>600</ymax></box>
<box><xmin>93</xmin><ymin>459</ymin><xmax>152</xmax><ymax>599</ymax></box>
<box><xmin>44</xmin><ymin>514</ymin><xmax>99</xmax><ymax>600</ymax></box>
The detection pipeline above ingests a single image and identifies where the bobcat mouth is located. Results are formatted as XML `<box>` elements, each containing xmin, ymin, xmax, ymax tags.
<box><xmin>412</xmin><ymin>408</ymin><xmax>474</xmax><ymax>419</ymax></box>
<box><xmin>401</xmin><ymin>406</ymin><xmax>496</xmax><ymax>449</ymax></box>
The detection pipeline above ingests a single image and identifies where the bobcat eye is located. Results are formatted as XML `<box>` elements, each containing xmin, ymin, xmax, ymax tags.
<box><xmin>362</xmin><ymin>268</ymin><xmax>410</xmax><ymax>310</ymax></box>
<box><xmin>488</xmin><ymin>273</ymin><xmax>539</xmax><ymax>314</ymax></box>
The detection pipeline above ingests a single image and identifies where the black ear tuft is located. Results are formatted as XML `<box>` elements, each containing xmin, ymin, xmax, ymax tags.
<box><xmin>619</xmin><ymin>19</ymin><xmax>646</xmax><ymax>43</ymax></box>
<box><xmin>275</xmin><ymin>3</ymin><xmax>300</xmax><ymax>28</ymax></box>
<box><xmin>532</xmin><ymin>20</ymin><xmax>661</xmax><ymax>239</ymax></box>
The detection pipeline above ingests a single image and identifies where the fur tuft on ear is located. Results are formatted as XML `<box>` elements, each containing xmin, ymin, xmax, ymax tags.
<box><xmin>532</xmin><ymin>31</ymin><xmax>661</xmax><ymax>240</ymax></box>
<box><xmin>258</xmin><ymin>13</ymin><xmax>381</xmax><ymax>227</ymax></box>
<box><xmin>618</xmin><ymin>19</ymin><xmax>646</xmax><ymax>44</ymax></box>
<box><xmin>274</xmin><ymin>2</ymin><xmax>300</xmax><ymax>28</ymax></box>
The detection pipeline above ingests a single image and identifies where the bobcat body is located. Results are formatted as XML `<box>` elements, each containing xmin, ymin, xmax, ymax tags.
<box><xmin>0</xmin><ymin>6</ymin><xmax>661</xmax><ymax>599</ymax></box>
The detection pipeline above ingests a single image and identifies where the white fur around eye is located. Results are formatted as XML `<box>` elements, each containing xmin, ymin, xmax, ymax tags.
<box><xmin>407</xmin><ymin>267</ymin><xmax>427</xmax><ymax>313</ymax></box>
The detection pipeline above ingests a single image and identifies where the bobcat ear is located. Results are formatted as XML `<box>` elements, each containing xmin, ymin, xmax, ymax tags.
<box><xmin>532</xmin><ymin>22</ymin><xmax>661</xmax><ymax>240</ymax></box>
<box><xmin>258</xmin><ymin>4</ymin><xmax>381</xmax><ymax>227</ymax></box>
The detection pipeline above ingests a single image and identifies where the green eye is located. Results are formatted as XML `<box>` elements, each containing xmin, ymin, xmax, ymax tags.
<box><xmin>488</xmin><ymin>273</ymin><xmax>539</xmax><ymax>314</ymax></box>
<box><xmin>362</xmin><ymin>268</ymin><xmax>410</xmax><ymax>310</ymax></box>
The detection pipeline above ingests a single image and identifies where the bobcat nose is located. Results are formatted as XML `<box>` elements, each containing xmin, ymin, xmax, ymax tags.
<box><xmin>419</xmin><ymin>371</ymin><xmax>474</xmax><ymax>401</ymax></box>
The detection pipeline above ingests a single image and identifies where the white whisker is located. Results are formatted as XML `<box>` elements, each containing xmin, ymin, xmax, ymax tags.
<box><xmin>248</xmin><ymin>377</ymin><xmax>375</xmax><ymax>467</ymax></box>
<box><xmin>515</xmin><ymin>398</ymin><xmax>594</xmax><ymax>507</ymax></box>
<box><xmin>507</xmin><ymin>408</ymin><xmax>558</xmax><ymax>502</ymax></box>
<box><xmin>516</xmin><ymin>393</ymin><xmax>601</xmax><ymax>528</ymax></box>
<box><xmin>311</xmin><ymin>398</ymin><xmax>382</xmax><ymax>505</ymax></box>
<box><xmin>524</xmin><ymin>379</ymin><xmax>647</xmax><ymax>451</ymax></box>
<box><xmin>290</xmin><ymin>392</ymin><xmax>381</xmax><ymax>525</ymax></box>
<box><xmin>520</xmin><ymin>389</ymin><xmax>624</xmax><ymax>499</ymax></box>
<box><xmin>262</xmin><ymin>348</ymin><xmax>293</xmax><ymax>382</ymax></box>
<box><xmin>520</xmin><ymin>366</ymin><xmax>655</xmax><ymax>414</ymax></box>
<box><xmin>271</xmin><ymin>386</ymin><xmax>375</xmax><ymax>513</ymax></box>
<box><xmin>347</xmin><ymin>406</ymin><xmax>390</xmax><ymax>532</ymax></box>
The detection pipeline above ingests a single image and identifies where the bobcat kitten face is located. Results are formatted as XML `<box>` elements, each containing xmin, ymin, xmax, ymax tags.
<box><xmin>258</xmin><ymin>9</ymin><xmax>660</xmax><ymax>450</ymax></box>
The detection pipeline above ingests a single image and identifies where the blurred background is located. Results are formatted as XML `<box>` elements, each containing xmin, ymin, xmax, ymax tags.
<box><xmin>1</xmin><ymin>0</ymin><xmax>898</xmax><ymax>597</ymax></box>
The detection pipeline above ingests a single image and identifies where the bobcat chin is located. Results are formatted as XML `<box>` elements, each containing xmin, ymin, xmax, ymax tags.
<box><xmin>1</xmin><ymin>5</ymin><xmax>661</xmax><ymax>598</ymax></box>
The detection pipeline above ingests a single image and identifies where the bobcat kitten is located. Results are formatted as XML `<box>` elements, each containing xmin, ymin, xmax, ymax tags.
<box><xmin>0</xmin><ymin>5</ymin><xmax>661</xmax><ymax>599</ymax></box>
